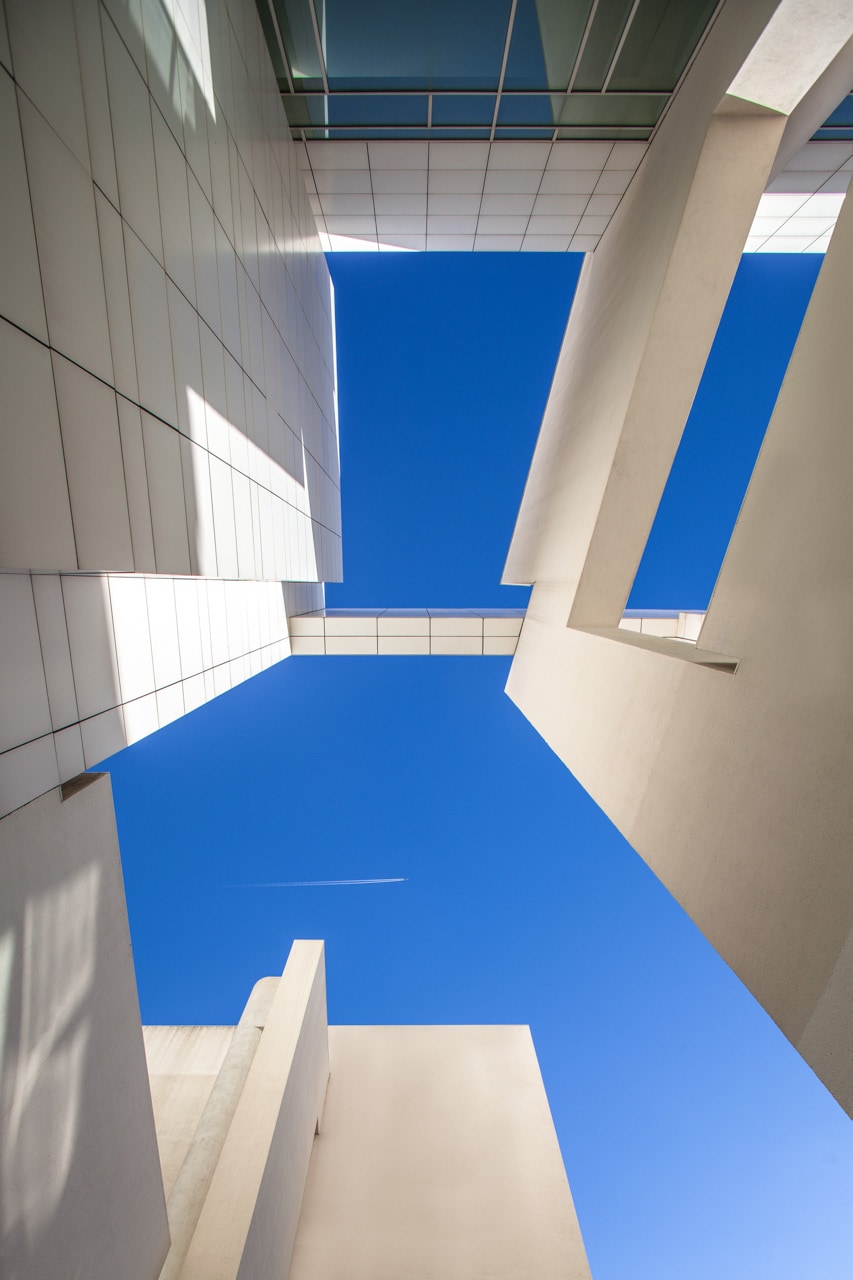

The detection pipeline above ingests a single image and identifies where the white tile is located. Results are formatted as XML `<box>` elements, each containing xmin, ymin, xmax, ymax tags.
<box><xmin>618</xmin><ymin>617</ymin><xmax>642</xmax><ymax>632</ymax></box>
<box><xmin>288</xmin><ymin>614</ymin><xmax>326</xmax><ymax>636</ymax></box>
<box><xmin>319</xmin><ymin>194</ymin><xmax>375</xmax><ymax>215</ymax></box>
<box><xmin>0</xmin><ymin>70</ymin><xmax>48</xmax><ymax>341</ymax></box>
<box><xmin>324</xmin><ymin>215</ymin><xmax>377</xmax><ymax>236</ymax></box>
<box><xmin>427</xmin><ymin>214</ymin><xmax>478</xmax><ymax>235</ymax></box>
<box><xmin>325</xmin><ymin>615</ymin><xmax>378</xmax><ymax>637</ymax></box>
<box><xmin>156</xmin><ymin>681</ymin><xmax>185</xmax><ymax>727</ymax></box>
<box><xmin>81</xmin><ymin>705</ymin><xmax>126</xmax><ymax>767</ymax></box>
<box><xmin>0</xmin><ymin>6</ymin><xmax>11</xmax><ymax>70</ymax></box>
<box><xmin>483</xmin><ymin>169</ymin><xmax>541</xmax><ymax>194</ymax></box>
<box><xmin>799</xmin><ymin>193</ymin><xmax>846</xmax><ymax>217</ymax></box>
<box><xmin>376</xmin><ymin>214</ymin><xmax>426</xmax><ymax>234</ymax></box>
<box><xmin>5</xmin><ymin>0</ymin><xmax>89</xmax><ymax>170</ymax></box>
<box><xmin>102</xmin><ymin>16</ymin><xmax>163</xmax><ymax>262</ymax></box>
<box><xmin>142</xmin><ymin>412</ymin><xmax>192</xmax><ymax>573</ymax></box>
<box><xmin>756</xmin><ymin>192</ymin><xmax>808</xmax><ymax>217</ymax></box>
<box><xmin>152</xmin><ymin>107</ymin><xmax>196</xmax><ymax>303</ymax></box>
<box><xmin>208</xmin><ymin>453</ymin><xmax>239</xmax><ymax>577</ymax></box>
<box><xmin>426</xmin><ymin>234</ymin><xmax>475</xmax><ymax>250</ymax></box>
<box><xmin>0</xmin><ymin>735</ymin><xmax>59</xmax><ymax>818</ymax></box>
<box><xmin>785</xmin><ymin>141</ymin><xmax>853</xmax><ymax>170</ymax></box>
<box><xmin>122</xmin><ymin>691</ymin><xmax>159</xmax><ymax>745</ymax></box>
<box><xmin>0</xmin><ymin>320</ymin><xmax>76</xmax><ymax>570</ymax></box>
<box><xmin>290</xmin><ymin>635</ymin><xmax>325</xmax><ymax>655</ymax></box>
<box><xmin>378</xmin><ymin>635</ymin><xmax>430</xmax><ymax>655</ymax></box>
<box><xmin>787</xmin><ymin>216</ymin><xmax>835</xmax><ymax>236</ymax></box>
<box><xmin>766</xmin><ymin>171</ymin><xmax>826</xmax><ymax>194</ymax></box>
<box><xmin>182</xmin><ymin>436</ymin><xmax>219</xmax><ymax>576</ymax></box>
<box><xmin>206</xmin><ymin>579</ymin><xmax>228</xmax><ymax>666</ymax></box>
<box><xmin>95</xmin><ymin>191</ymin><xmax>139</xmax><ymax>402</ymax></box>
<box><xmin>73</xmin><ymin>0</ymin><xmax>118</xmax><ymax>204</ymax></box>
<box><xmin>174</xmin><ymin>578</ymin><xmax>204</xmax><ymax>677</ymax></box>
<box><xmin>483</xmin><ymin>636</ymin><xmax>517</xmax><ymax>655</ymax></box>
<box><xmin>639</xmin><ymin>616</ymin><xmax>678</xmax><ymax>637</ymax></box>
<box><xmin>189</xmin><ymin>172</ymin><xmax>222</xmax><ymax>335</ymax></box>
<box><xmin>532</xmin><ymin>193</ymin><xmax>587</xmax><ymax>215</ymax></box>
<box><xmin>480</xmin><ymin>193</ymin><xmax>536</xmax><ymax>216</ymax></box>
<box><xmin>426</xmin><ymin>193</ymin><xmax>480</xmax><ymax>215</ymax></box>
<box><xmin>484</xmin><ymin>616</ymin><xmax>523</xmax><ymax>636</ymax></box>
<box><xmin>116</xmin><ymin>396</ymin><xmax>156</xmax><ymax>571</ymax></box>
<box><xmin>428</xmin><ymin>141</ymin><xmax>490</xmax><ymax>170</ymax></box>
<box><xmin>475</xmin><ymin>234</ymin><xmax>523</xmax><ymax>250</ymax></box>
<box><xmin>31</xmin><ymin>574</ymin><xmax>78</xmax><ymax>729</ymax></box>
<box><xmin>100</xmin><ymin>0</ymin><xmax>147</xmax><ymax>79</ymax></box>
<box><xmin>378</xmin><ymin>615</ymin><xmax>430</xmax><ymax>636</ymax></box>
<box><xmin>818</xmin><ymin>171</ymin><xmax>852</xmax><ymax>194</ymax></box>
<box><xmin>325</xmin><ymin>635</ymin><xmax>377</xmax><ymax>655</ymax></box>
<box><xmin>521</xmin><ymin>235</ymin><xmax>571</xmax><ymax>251</ymax></box>
<box><xmin>53</xmin><ymin>723</ymin><xmax>85</xmax><ymax>781</ymax></box>
<box><xmin>427</xmin><ymin>168</ymin><xmax>483</xmax><ymax>194</ymax></box>
<box><xmin>527</xmin><ymin>214</ymin><xmax>580</xmax><ymax>236</ymax></box>
<box><xmin>125</xmin><ymin>228</ymin><xmax>179</xmax><ymax>426</ymax></box>
<box><xmin>62</xmin><ymin>575</ymin><xmax>120</xmax><ymax>719</ymax></box>
<box><xmin>476</xmin><ymin>215</ymin><xmax>529</xmax><ymax>235</ymax></box>
<box><xmin>109</xmin><ymin>575</ymin><xmax>155</xmax><ymax>702</ymax></box>
<box><xmin>368</xmin><ymin>141</ymin><xmax>429</xmax><ymax>169</ymax></box>
<box><xmin>548</xmin><ymin>141</ymin><xmax>611</xmax><ymax>170</ymax></box>
<box><xmin>313</xmin><ymin>169</ymin><xmax>373</xmax><ymax>194</ymax></box>
<box><xmin>585</xmin><ymin>193</ymin><xmax>621</xmax><ymax>216</ymax></box>
<box><xmin>306</xmin><ymin>141</ymin><xmax>369</xmax><ymax>170</ymax></box>
<box><xmin>430</xmin><ymin>635</ymin><xmax>482</xmax><ymax>655</ymax></box>
<box><xmin>371</xmin><ymin>168</ymin><xmax>429</xmax><ymax>195</ymax></box>
<box><xmin>431</xmin><ymin>616</ymin><xmax>482</xmax><ymax>636</ymax></box>
<box><xmin>757</xmin><ymin>234</ymin><xmax>820</xmax><ymax>252</ymax></box>
<box><xmin>144</xmin><ymin>577</ymin><xmax>181</xmax><ymax>687</ymax></box>
<box><xmin>594</xmin><ymin>170</ymin><xmax>633</xmax><ymax>196</ymax></box>
<box><xmin>52</xmin><ymin>354</ymin><xmax>134</xmax><ymax>570</ymax></box>
<box><xmin>540</xmin><ymin>169</ymin><xmax>599</xmax><ymax>195</ymax></box>
<box><xmin>605</xmin><ymin>141</ymin><xmax>647</xmax><ymax>170</ymax></box>
<box><xmin>0</xmin><ymin>573</ymin><xmax>52</xmax><ymax>753</ymax></box>
<box><xmin>19</xmin><ymin>94</ymin><xmax>113</xmax><ymax>383</ymax></box>
<box><xmin>569</xmin><ymin>234</ymin><xmax>600</xmax><ymax>252</ymax></box>
<box><xmin>168</xmin><ymin>282</ymin><xmax>205</xmax><ymax>443</ymax></box>
<box><xmin>181</xmin><ymin>672</ymin><xmax>206</xmax><ymax>712</ymax></box>
<box><xmin>577</xmin><ymin>214</ymin><xmax>611</xmax><ymax>235</ymax></box>
<box><xmin>488</xmin><ymin>141</ymin><xmax>551</xmax><ymax>169</ymax></box>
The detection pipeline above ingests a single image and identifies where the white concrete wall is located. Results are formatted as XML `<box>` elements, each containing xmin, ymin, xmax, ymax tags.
<box><xmin>289</xmin><ymin>1025</ymin><xmax>591</xmax><ymax>1280</ymax></box>
<box><xmin>0</xmin><ymin>773</ymin><xmax>169</xmax><ymax>1280</ymax></box>
<box><xmin>0</xmin><ymin>568</ymin><xmax>291</xmax><ymax>819</ymax></box>
<box><xmin>179</xmin><ymin>940</ymin><xmax>329</xmax><ymax>1280</ymax></box>
<box><xmin>0</xmin><ymin>0</ymin><xmax>340</xmax><ymax>583</ymax></box>
<box><xmin>505</xmin><ymin>3</ymin><xmax>853</xmax><ymax>1116</ymax></box>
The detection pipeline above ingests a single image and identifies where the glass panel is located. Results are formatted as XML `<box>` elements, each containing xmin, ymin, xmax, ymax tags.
<box><xmin>322</xmin><ymin>127</ymin><xmax>435</xmax><ymax>138</ymax></box>
<box><xmin>427</xmin><ymin>128</ymin><xmax>492</xmax><ymax>138</ymax></box>
<box><xmin>494</xmin><ymin>127</ymin><xmax>555</xmax><ymax>138</ymax></box>
<box><xmin>320</xmin><ymin>0</ymin><xmax>512</xmax><ymax>90</ymax></box>
<box><xmin>431</xmin><ymin>95</ymin><xmax>496</xmax><ymax>126</ymax></box>
<box><xmin>271</xmin><ymin>0</ymin><xmax>324</xmax><ymax>91</ymax></box>
<box><xmin>607</xmin><ymin>0</ymin><xmax>719</xmax><ymax>92</ymax></box>
<box><xmin>327</xmin><ymin>94</ymin><xmax>429</xmax><ymax>126</ymax></box>
<box><xmin>284</xmin><ymin>95</ymin><xmax>328</xmax><ymax>127</ymax></box>
<box><xmin>256</xmin><ymin>0</ymin><xmax>289</xmax><ymax>84</ymax></box>
<box><xmin>497</xmin><ymin>94</ymin><xmax>556</xmax><ymax>127</ymax></box>
<box><xmin>556</xmin><ymin>125</ymin><xmax>652</xmax><ymax>139</ymax></box>
<box><xmin>822</xmin><ymin>94</ymin><xmax>853</xmax><ymax>128</ymax></box>
<box><xmin>558</xmin><ymin>93</ymin><xmax>666</xmax><ymax>128</ymax></box>
<box><xmin>503</xmin><ymin>0</ymin><xmax>595</xmax><ymax>91</ymax></box>
<box><xmin>572</xmin><ymin>0</ymin><xmax>637</xmax><ymax>91</ymax></box>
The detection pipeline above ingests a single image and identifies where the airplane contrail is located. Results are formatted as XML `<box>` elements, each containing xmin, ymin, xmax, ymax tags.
<box><xmin>233</xmin><ymin>877</ymin><xmax>407</xmax><ymax>887</ymax></box>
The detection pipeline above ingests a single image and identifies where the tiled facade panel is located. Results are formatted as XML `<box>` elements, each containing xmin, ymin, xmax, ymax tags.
<box><xmin>0</xmin><ymin>0</ymin><xmax>340</xmax><ymax>582</ymax></box>
<box><xmin>0</xmin><ymin>569</ymin><xmax>291</xmax><ymax>818</ymax></box>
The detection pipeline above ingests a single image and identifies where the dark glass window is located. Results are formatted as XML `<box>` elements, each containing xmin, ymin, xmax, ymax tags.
<box><xmin>431</xmin><ymin>95</ymin><xmax>496</xmax><ymax>126</ymax></box>
<box><xmin>503</xmin><ymin>0</ymin><xmax>595</xmax><ymax>91</ymax></box>
<box><xmin>607</xmin><ymin>0</ymin><xmax>719</xmax><ymax>92</ymax></box>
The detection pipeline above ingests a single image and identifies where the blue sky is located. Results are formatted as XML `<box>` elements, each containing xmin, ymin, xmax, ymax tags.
<box><xmin>103</xmin><ymin>251</ymin><xmax>851</xmax><ymax>1280</ymax></box>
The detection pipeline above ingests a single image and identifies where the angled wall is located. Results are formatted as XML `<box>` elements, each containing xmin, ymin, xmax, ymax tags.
<box><xmin>0</xmin><ymin>774</ymin><xmax>168</xmax><ymax>1280</ymax></box>
<box><xmin>505</xmin><ymin>1</ymin><xmax>853</xmax><ymax>1114</ymax></box>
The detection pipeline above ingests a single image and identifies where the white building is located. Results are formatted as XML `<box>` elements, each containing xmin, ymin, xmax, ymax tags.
<box><xmin>1</xmin><ymin>0</ymin><xmax>852</xmax><ymax>1276</ymax></box>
